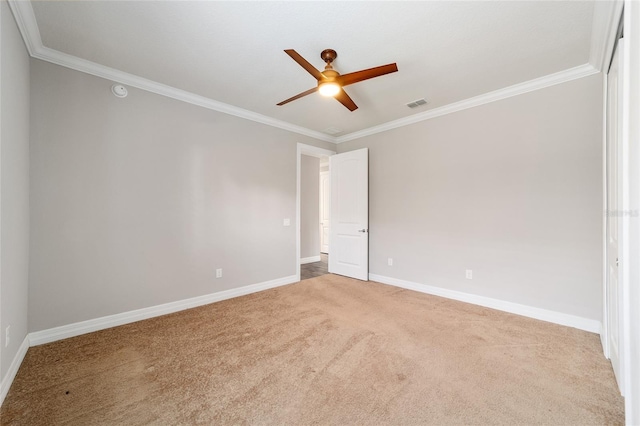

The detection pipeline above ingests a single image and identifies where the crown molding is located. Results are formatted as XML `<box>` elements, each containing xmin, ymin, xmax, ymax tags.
<box><xmin>8</xmin><ymin>0</ymin><xmax>602</xmax><ymax>146</ymax></box>
<box><xmin>335</xmin><ymin>63</ymin><xmax>599</xmax><ymax>143</ymax></box>
<box><xmin>6</xmin><ymin>0</ymin><xmax>336</xmax><ymax>144</ymax></box>
<box><xmin>7</xmin><ymin>0</ymin><xmax>40</xmax><ymax>55</ymax></box>
<box><xmin>35</xmin><ymin>46</ymin><xmax>336</xmax><ymax>143</ymax></box>
<box><xmin>589</xmin><ymin>0</ymin><xmax>624</xmax><ymax>72</ymax></box>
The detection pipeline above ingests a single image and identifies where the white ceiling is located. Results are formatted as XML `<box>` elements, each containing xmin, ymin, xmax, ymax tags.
<box><xmin>28</xmin><ymin>1</ymin><xmax>596</xmax><ymax>138</ymax></box>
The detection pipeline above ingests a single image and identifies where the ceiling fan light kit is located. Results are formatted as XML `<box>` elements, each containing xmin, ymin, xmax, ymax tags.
<box><xmin>277</xmin><ymin>48</ymin><xmax>398</xmax><ymax>111</ymax></box>
<box><xmin>318</xmin><ymin>81</ymin><xmax>340</xmax><ymax>97</ymax></box>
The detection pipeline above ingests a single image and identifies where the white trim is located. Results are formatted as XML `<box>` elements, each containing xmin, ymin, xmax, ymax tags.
<box><xmin>29</xmin><ymin>275</ymin><xmax>298</xmax><ymax>346</ymax></box>
<box><xmin>617</xmin><ymin>36</ymin><xmax>629</xmax><ymax>397</ymax></box>
<box><xmin>590</xmin><ymin>0</ymin><xmax>625</xmax><ymax>72</ymax></box>
<box><xmin>5</xmin><ymin>1</ymin><xmax>334</xmax><ymax>144</ymax></box>
<box><xmin>620</xmin><ymin>4</ymin><xmax>640</xmax><ymax>416</ymax></box>
<box><xmin>296</xmin><ymin>143</ymin><xmax>336</xmax><ymax>283</ymax></box>
<box><xmin>300</xmin><ymin>256</ymin><xmax>321</xmax><ymax>265</ymax></box>
<box><xmin>622</xmin><ymin>1</ymin><xmax>640</xmax><ymax>421</ymax></box>
<box><xmin>0</xmin><ymin>335</ymin><xmax>29</xmax><ymax>406</ymax></box>
<box><xmin>335</xmin><ymin>64</ymin><xmax>599</xmax><ymax>143</ymax></box>
<box><xmin>0</xmin><ymin>275</ymin><xmax>299</xmax><ymax>404</ymax></box>
<box><xmin>36</xmin><ymin>47</ymin><xmax>336</xmax><ymax>143</ymax></box>
<box><xmin>6</xmin><ymin>0</ymin><xmax>39</xmax><ymax>56</ymax></box>
<box><xmin>370</xmin><ymin>274</ymin><xmax>601</xmax><ymax>334</ymax></box>
<box><xmin>601</xmin><ymin>72</ymin><xmax>610</xmax><ymax>359</ymax></box>
<box><xmin>0</xmin><ymin>0</ymin><xmax>3</xmax><ymax>381</ymax></box>
<box><xmin>8</xmin><ymin>0</ymin><xmax>603</xmax><ymax>145</ymax></box>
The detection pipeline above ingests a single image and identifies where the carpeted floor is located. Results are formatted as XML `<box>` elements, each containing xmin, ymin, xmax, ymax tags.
<box><xmin>1</xmin><ymin>274</ymin><xmax>624</xmax><ymax>425</ymax></box>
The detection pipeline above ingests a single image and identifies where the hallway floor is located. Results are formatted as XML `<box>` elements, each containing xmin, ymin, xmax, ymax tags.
<box><xmin>300</xmin><ymin>253</ymin><xmax>328</xmax><ymax>280</ymax></box>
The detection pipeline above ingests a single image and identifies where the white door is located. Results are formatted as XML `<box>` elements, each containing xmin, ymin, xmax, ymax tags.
<box><xmin>329</xmin><ymin>148</ymin><xmax>368</xmax><ymax>280</ymax></box>
<box><xmin>320</xmin><ymin>171</ymin><xmax>330</xmax><ymax>254</ymax></box>
<box><xmin>606</xmin><ymin>38</ymin><xmax>624</xmax><ymax>393</ymax></box>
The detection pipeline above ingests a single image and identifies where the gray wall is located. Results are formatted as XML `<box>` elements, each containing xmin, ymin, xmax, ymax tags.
<box><xmin>29</xmin><ymin>59</ymin><xmax>334</xmax><ymax>332</ymax></box>
<box><xmin>338</xmin><ymin>74</ymin><xmax>604</xmax><ymax>320</ymax></box>
<box><xmin>17</xmin><ymin>35</ymin><xmax>606</xmax><ymax>335</ymax></box>
<box><xmin>300</xmin><ymin>155</ymin><xmax>320</xmax><ymax>259</ymax></box>
<box><xmin>1</xmin><ymin>1</ymin><xmax>30</xmax><ymax>379</ymax></box>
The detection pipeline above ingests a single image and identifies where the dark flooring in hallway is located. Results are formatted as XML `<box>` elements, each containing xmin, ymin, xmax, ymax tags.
<box><xmin>300</xmin><ymin>253</ymin><xmax>328</xmax><ymax>280</ymax></box>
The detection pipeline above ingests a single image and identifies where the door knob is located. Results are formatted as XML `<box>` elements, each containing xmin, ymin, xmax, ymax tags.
<box><xmin>358</xmin><ymin>229</ymin><xmax>368</xmax><ymax>233</ymax></box>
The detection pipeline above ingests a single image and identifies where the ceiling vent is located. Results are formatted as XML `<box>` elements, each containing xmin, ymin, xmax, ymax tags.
<box><xmin>406</xmin><ymin>98</ymin><xmax>427</xmax><ymax>109</ymax></box>
<box><xmin>323</xmin><ymin>127</ymin><xmax>342</xmax><ymax>135</ymax></box>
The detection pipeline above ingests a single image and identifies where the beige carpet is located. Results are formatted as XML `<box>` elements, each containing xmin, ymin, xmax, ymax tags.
<box><xmin>1</xmin><ymin>275</ymin><xmax>624</xmax><ymax>425</ymax></box>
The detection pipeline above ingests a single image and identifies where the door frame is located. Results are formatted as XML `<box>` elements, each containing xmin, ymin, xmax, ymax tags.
<box><xmin>620</xmin><ymin>3</ymin><xmax>640</xmax><ymax>421</ymax></box>
<box><xmin>296</xmin><ymin>143</ymin><xmax>335</xmax><ymax>281</ymax></box>
<box><xmin>601</xmin><ymin>66</ymin><xmax>610</xmax><ymax>359</ymax></box>
<box><xmin>601</xmin><ymin>3</ymin><xmax>640</xmax><ymax>421</ymax></box>
<box><xmin>319</xmin><ymin>170</ymin><xmax>330</xmax><ymax>254</ymax></box>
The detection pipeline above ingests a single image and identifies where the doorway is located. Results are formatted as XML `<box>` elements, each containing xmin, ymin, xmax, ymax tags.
<box><xmin>296</xmin><ymin>144</ymin><xmax>370</xmax><ymax>282</ymax></box>
<box><xmin>296</xmin><ymin>143</ymin><xmax>335</xmax><ymax>282</ymax></box>
<box><xmin>300</xmin><ymin>153</ymin><xmax>330</xmax><ymax>280</ymax></box>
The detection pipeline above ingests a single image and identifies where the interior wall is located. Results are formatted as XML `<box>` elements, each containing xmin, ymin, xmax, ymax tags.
<box><xmin>300</xmin><ymin>155</ymin><xmax>320</xmax><ymax>260</ymax></box>
<box><xmin>29</xmin><ymin>59</ymin><xmax>334</xmax><ymax>332</ymax></box>
<box><xmin>1</xmin><ymin>1</ymin><xmax>30</xmax><ymax>380</ymax></box>
<box><xmin>337</xmin><ymin>73</ymin><xmax>604</xmax><ymax>321</ymax></box>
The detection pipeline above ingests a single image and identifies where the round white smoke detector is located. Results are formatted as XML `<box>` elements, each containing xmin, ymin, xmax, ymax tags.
<box><xmin>111</xmin><ymin>84</ymin><xmax>128</xmax><ymax>98</ymax></box>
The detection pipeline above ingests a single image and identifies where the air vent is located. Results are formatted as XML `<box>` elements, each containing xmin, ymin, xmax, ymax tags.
<box><xmin>406</xmin><ymin>98</ymin><xmax>428</xmax><ymax>109</ymax></box>
<box><xmin>323</xmin><ymin>127</ymin><xmax>342</xmax><ymax>135</ymax></box>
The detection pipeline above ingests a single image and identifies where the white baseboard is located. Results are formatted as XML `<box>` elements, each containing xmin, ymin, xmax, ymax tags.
<box><xmin>1</xmin><ymin>275</ymin><xmax>298</xmax><ymax>407</ymax></box>
<box><xmin>300</xmin><ymin>256</ymin><xmax>321</xmax><ymax>265</ymax></box>
<box><xmin>0</xmin><ymin>335</ymin><xmax>30</xmax><ymax>406</ymax></box>
<box><xmin>369</xmin><ymin>274</ymin><xmax>601</xmax><ymax>334</ymax></box>
<box><xmin>29</xmin><ymin>275</ymin><xmax>298</xmax><ymax>347</ymax></box>
<box><xmin>3</xmin><ymin>272</ymin><xmax>599</xmax><ymax>407</ymax></box>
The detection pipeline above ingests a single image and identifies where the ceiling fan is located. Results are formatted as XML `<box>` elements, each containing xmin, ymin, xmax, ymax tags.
<box><xmin>277</xmin><ymin>49</ymin><xmax>398</xmax><ymax>112</ymax></box>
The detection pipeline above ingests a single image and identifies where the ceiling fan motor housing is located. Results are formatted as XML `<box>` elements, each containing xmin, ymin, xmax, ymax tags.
<box><xmin>321</xmin><ymin>69</ymin><xmax>339</xmax><ymax>81</ymax></box>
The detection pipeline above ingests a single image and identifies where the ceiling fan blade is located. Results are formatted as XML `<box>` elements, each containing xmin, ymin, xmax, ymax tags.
<box><xmin>284</xmin><ymin>49</ymin><xmax>325</xmax><ymax>81</ymax></box>
<box><xmin>334</xmin><ymin>89</ymin><xmax>358</xmax><ymax>111</ymax></box>
<box><xmin>339</xmin><ymin>63</ymin><xmax>398</xmax><ymax>87</ymax></box>
<box><xmin>277</xmin><ymin>87</ymin><xmax>318</xmax><ymax>106</ymax></box>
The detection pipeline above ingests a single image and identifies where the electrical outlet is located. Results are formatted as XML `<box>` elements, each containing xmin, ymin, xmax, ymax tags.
<box><xmin>216</xmin><ymin>268</ymin><xmax>222</xmax><ymax>278</ymax></box>
<box><xmin>5</xmin><ymin>325</ymin><xmax>10</xmax><ymax>348</ymax></box>
<box><xmin>283</xmin><ymin>218</ymin><xmax>291</xmax><ymax>226</ymax></box>
<box><xmin>465</xmin><ymin>269</ymin><xmax>473</xmax><ymax>280</ymax></box>
<box><xmin>388</xmin><ymin>258</ymin><xmax>393</xmax><ymax>266</ymax></box>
